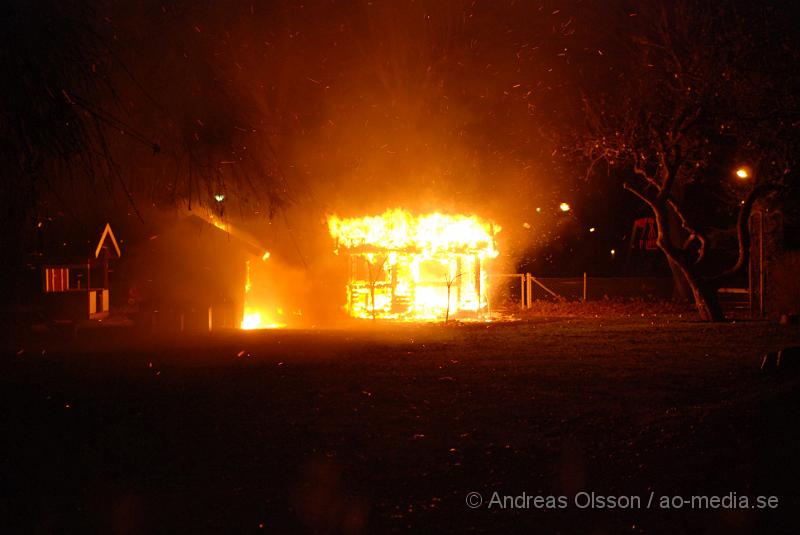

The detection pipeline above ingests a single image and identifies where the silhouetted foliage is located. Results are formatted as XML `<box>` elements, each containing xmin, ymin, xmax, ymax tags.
<box><xmin>0</xmin><ymin>1</ymin><xmax>291</xmax><ymax>285</ymax></box>
<box><xmin>580</xmin><ymin>1</ymin><xmax>800</xmax><ymax>321</ymax></box>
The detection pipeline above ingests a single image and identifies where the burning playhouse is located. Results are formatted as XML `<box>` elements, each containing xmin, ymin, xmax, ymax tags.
<box><xmin>328</xmin><ymin>209</ymin><xmax>500</xmax><ymax>320</ymax></box>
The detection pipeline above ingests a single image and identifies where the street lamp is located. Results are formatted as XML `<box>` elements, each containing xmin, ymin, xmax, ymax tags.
<box><xmin>735</xmin><ymin>167</ymin><xmax>751</xmax><ymax>180</ymax></box>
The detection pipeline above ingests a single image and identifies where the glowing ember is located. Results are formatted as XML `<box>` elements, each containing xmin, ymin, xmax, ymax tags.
<box><xmin>241</xmin><ymin>258</ymin><xmax>285</xmax><ymax>330</ymax></box>
<box><xmin>328</xmin><ymin>209</ymin><xmax>500</xmax><ymax>320</ymax></box>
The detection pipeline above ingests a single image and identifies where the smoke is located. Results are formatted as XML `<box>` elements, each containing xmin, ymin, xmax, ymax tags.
<box><xmin>103</xmin><ymin>1</ymin><xmax>587</xmax><ymax>222</ymax></box>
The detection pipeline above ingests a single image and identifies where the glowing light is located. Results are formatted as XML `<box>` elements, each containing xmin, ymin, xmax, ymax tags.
<box><xmin>328</xmin><ymin>209</ymin><xmax>499</xmax><ymax>257</ymax></box>
<box><xmin>240</xmin><ymin>259</ymin><xmax>286</xmax><ymax>330</ymax></box>
<box><xmin>261</xmin><ymin>251</ymin><xmax>271</xmax><ymax>261</ymax></box>
<box><xmin>559</xmin><ymin>202</ymin><xmax>571</xmax><ymax>212</ymax></box>
<box><xmin>735</xmin><ymin>168</ymin><xmax>750</xmax><ymax>179</ymax></box>
<box><xmin>328</xmin><ymin>209</ymin><xmax>500</xmax><ymax>320</ymax></box>
<box><xmin>208</xmin><ymin>214</ymin><xmax>229</xmax><ymax>232</ymax></box>
<box><xmin>610</xmin><ymin>249</ymin><xmax>616</xmax><ymax>257</ymax></box>
<box><xmin>214</xmin><ymin>193</ymin><xmax>225</xmax><ymax>202</ymax></box>
<box><xmin>589</xmin><ymin>227</ymin><xmax>596</xmax><ymax>233</ymax></box>
<box><xmin>244</xmin><ymin>260</ymin><xmax>252</xmax><ymax>293</ymax></box>
<box><xmin>241</xmin><ymin>310</ymin><xmax>283</xmax><ymax>330</ymax></box>
<box><xmin>241</xmin><ymin>312</ymin><xmax>261</xmax><ymax>329</ymax></box>
<box><xmin>536</xmin><ymin>207</ymin><xmax>542</xmax><ymax>213</ymax></box>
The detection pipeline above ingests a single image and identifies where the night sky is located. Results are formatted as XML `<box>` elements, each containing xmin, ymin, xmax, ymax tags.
<box><xmin>2</xmin><ymin>0</ymin><xmax>797</xmax><ymax>276</ymax></box>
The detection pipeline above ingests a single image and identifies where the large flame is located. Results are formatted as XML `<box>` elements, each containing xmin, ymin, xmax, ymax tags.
<box><xmin>241</xmin><ymin>258</ymin><xmax>286</xmax><ymax>330</ymax></box>
<box><xmin>328</xmin><ymin>209</ymin><xmax>500</xmax><ymax>320</ymax></box>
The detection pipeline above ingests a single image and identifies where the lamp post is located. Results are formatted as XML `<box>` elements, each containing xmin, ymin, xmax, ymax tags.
<box><xmin>734</xmin><ymin>165</ymin><xmax>763</xmax><ymax>317</ymax></box>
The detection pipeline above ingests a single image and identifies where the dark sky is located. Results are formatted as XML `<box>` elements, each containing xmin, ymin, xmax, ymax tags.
<box><xmin>92</xmin><ymin>0</ymin><xmax>644</xmax><ymax>266</ymax></box>
<box><xmin>12</xmin><ymin>0</ymin><xmax>794</xmax><ymax>273</ymax></box>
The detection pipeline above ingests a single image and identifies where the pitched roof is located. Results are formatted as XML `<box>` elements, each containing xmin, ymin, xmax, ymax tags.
<box><xmin>95</xmin><ymin>223</ymin><xmax>121</xmax><ymax>258</ymax></box>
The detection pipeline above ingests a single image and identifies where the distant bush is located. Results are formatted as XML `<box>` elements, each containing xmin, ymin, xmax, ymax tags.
<box><xmin>771</xmin><ymin>251</ymin><xmax>800</xmax><ymax>315</ymax></box>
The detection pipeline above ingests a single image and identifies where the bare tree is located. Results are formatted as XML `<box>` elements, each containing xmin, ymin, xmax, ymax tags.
<box><xmin>110</xmin><ymin>0</ymin><xmax>292</xmax><ymax>217</ymax></box>
<box><xmin>0</xmin><ymin>0</ymin><xmax>129</xmax><ymax>303</ymax></box>
<box><xmin>0</xmin><ymin>1</ymin><xmax>294</xmax><ymax>305</ymax></box>
<box><xmin>580</xmin><ymin>1</ymin><xmax>797</xmax><ymax>321</ymax></box>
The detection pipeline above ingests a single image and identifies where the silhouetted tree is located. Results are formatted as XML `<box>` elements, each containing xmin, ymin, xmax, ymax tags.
<box><xmin>0</xmin><ymin>1</ymin><xmax>292</xmax><ymax>304</ymax></box>
<box><xmin>0</xmin><ymin>1</ymin><xmax>123</xmax><ymax>304</ymax></box>
<box><xmin>580</xmin><ymin>1</ymin><xmax>798</xmax><ymax>321</ymax></box>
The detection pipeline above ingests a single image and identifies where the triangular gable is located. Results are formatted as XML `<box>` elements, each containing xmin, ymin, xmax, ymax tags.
<box><xmin>95</xmin><ymin>223</ymin><xmax>122</xmax><ymax>258</ymax></box>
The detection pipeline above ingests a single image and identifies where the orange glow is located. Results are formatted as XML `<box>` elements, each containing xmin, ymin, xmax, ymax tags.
<box><xmin>328</xmin><ymin>209</ymin><xmax>500</xmax><ymax>320</ymax></box>
<box><xmin>735</xmin><ymin>168</ymin><xmax>749</xmax><ymax>179</ymax></box>
<box><xmin>241</xmin><ymin>258</ymin><xmax>286</xmax><ymax>330</ymax></box>
<box><xmin>208</xmin><ymin>214</ymin><xmax>230</xmax><ymax>233</ymax></box>
<box><xmin>559</xmin><ymin>202</ymin><xmax>571</xmax><ymax>212</ymax></box>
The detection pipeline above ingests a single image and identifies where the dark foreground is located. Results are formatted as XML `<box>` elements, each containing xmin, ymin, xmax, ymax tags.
<box><xmin>3</xmin><ymin>317</ymin><xmax>800</xmax><ymax>534</ymax></box>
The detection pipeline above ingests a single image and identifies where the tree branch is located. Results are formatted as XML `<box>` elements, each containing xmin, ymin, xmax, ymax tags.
<box><xmin>632</xmin><ymin>153</ymin><xmax>661</xmax><ymax>191</ymax></box>
<box><xmin>623</xmin><ymin>181</ymin><xmax>656</xmax><ymax>208</ymax></box>
<box><xmin>713</xmin><ymin>182</ymin><xmax>780</xmax><ymax>282</ymax></box>
<box><xmin>666</xmin><ymin>198</ymin><xmax>706</xmax><ymax>263</ymax></box>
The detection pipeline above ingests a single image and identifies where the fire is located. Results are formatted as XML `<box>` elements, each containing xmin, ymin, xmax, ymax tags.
<box><xmin>208</xmin><ymin>213</ymin><xmax>230</xmax><ymax>233</ymax></box>
<box><xmin>241</xmin><ymin>258</ymin><xmax>285</xmax><ymax>330</ymax></box>
<box><xmin>328</xmin><ymin>209</ymin><xmax>500</xmax><ymax>320</ymax></box>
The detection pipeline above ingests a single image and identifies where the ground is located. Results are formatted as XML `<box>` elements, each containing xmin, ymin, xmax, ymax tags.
<box><xmin>3</xmin><ymin>316</ymin><xmax>800</xmax><ymax>534</ymax></box>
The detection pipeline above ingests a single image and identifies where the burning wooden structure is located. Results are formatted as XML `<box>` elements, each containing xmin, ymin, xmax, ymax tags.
<box><xmin>328</xmin><ymin>210</ymin><xmax>499</xmax><ymax>320</ymax></box>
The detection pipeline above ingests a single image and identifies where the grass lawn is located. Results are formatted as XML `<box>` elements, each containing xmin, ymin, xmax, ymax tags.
<box><xmin>3</xmin><ymin>316</ymin><xmax>800</xmax><ymax>533</ymax></box>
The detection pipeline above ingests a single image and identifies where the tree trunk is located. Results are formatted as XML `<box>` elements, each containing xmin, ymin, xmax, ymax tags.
<box><xmin>667</xmin><ymin>257</ymin><xmax>693</xmax><ymax>303</ymax></box>
<box><xmin>668</xmin><ymin>256</ymin><xmax>726</xmax><ymax>321</ymax></box>
<box><xmin>666</xmin><ymin>203</ymin><xmax>693</xmax><ymax>303</ymax></box>
<box><xmin>652</xmin><ymin>204</ymin><xmax>726</xmax><ymax>322</ymax></box>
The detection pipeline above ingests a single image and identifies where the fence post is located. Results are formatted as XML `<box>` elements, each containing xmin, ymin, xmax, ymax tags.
<box><xmin>526</xmin><ymin>273</ymin><xmax>533</xmax><ymax>309</ymax></box>
<box><xmin>583</xmin><ymin>272</ymin><xmax>587</xmax><ymax>303</ymax></box>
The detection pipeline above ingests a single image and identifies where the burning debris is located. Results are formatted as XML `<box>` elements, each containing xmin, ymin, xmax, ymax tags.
<box><xmin>328</xmin><ymin>209</ymin><xmax>500</xmax><ymax>320</ymax></box>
